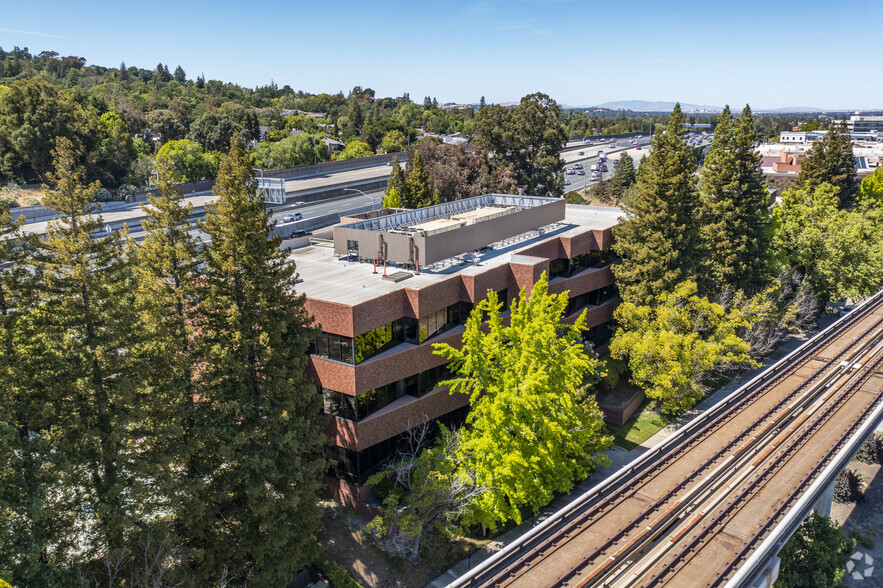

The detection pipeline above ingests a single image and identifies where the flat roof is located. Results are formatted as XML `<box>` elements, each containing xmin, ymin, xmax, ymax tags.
<box><xmin>292</xmin><ymin>204</ymin><xmax>622</xmax><ymax>306</ymax></box>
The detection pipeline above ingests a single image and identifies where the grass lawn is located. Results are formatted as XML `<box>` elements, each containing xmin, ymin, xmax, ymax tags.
<box><xmin>605</xmin><ymin>399</ymin><xmax>673</xmax><ymax>451</ymax></box>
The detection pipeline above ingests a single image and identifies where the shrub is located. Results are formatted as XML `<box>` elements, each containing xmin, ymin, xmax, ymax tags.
<box><xmin>0</xmin><ymin>195</ymin><xmax>17</xmax><ymax>210</ymax></box>
<box><xmin>312</xmin><ymin>554</ymin><xmax>362</xmax><ymax>588</ymax></box>
<box><xmin>833</xmin><ymin>469</ymin><xmax>863</xmax><ymax>504</ymax></box>
<box><xmin>855</xmin><ymin>433</ymin><xmax>883</xmax><ymax>464</ymax></box>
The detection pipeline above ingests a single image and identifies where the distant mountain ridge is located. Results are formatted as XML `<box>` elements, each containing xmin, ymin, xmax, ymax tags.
<box><xmin>590</xmin><ymin>100</ymin><xmax>722</xmax><ymax>113</ymax></box>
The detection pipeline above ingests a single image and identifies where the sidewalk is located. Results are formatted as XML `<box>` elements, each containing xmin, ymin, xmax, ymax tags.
<box><xmin>429</xmin><ymin>312</ymin><xmax>839</xmax><ymax>588</ymax></box>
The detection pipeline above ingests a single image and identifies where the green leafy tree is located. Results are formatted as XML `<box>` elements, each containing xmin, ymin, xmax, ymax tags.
<box><xmin>858</xmin><ymin>166</ymin><xmax>883</xmax><ymax>208</ymax></box>
<box><xmin>0</xmin><ymin>79</ymin><xmax>93</xmax><ymax>183</ymax></box>
<box><xmin>173</xmin><ymin>65</ymin><xmax>186</xmax><ymax>83</ymax></box>
<box><xmin>381</xmin><ymin>129</ymin><xmax>407</xmax><ymax>153</ymax></box>
<box><xmin>609</xmin><ymin>151</ymin><xmax>636</xmax><ymax>200</ymax></box>
<box><xmin>405</xmin><ymin>149</ymin><xmax>435</xmax><ymax>208</ymax></box>
<box><xmin>774</xmin><ymin>512</ymin><xmax>854</xmax><ymax>588</ymax></box>
<box><xmin>610</xmin><ymin>280</ymin><xmax>759</xmax><ymax>413</ymax></box>
<box><xmin>336</xmin><ymin>139</ymin><xmax>374</xmax><ymax>160</ymax></box>
<box><xmin>187</xmin><ymin>112</ymin><xmax>241</xmax><ymax>152</ymax></box>
<box><xmin>252</xmin><ymin>133</ymin><xmax>324</xmax><ymax>169</ymax></box>
<box><xmin>146</xmin><ymin>109</ymin><xmax>186</xmax><ymax>143</ymax></box>
<box><xmin>698</xmin><ymin>105</ymin><xmax>771</xmax><ymax>294</ymax></box>
<box><xmin>434</xmin><ymin>274</ymin><xmax>612</xmax><ymax>530</ymax></box>
<box><xmin>797</xmin><ymin>121</ymin><xmax>857</xmax><ymax>207</ymax></box>
<box><xmin>94</xmin><ymin>111</ymin><xmax>137</xmax><ymax>188</ymax></box>
<box><xmin>181</xmin><ymin>135</ymin><xmax>326</xmax><ymax>584</ymax></box>
<box><xmin>470</xmin><ymin>93</ymin><xmax>567</xmax><ymax>196</ymax></box>
<box><xmin>773</xmin><ymin>183</ymin><xmax>883</xmax><ymax>301</ymax></box>
<box><xmin>30</xmin><ymin>137</ymin><xmax>141</xmax><ymax>560</ymax></box>
<box><xmin>156</xmin><ymin>139</ymin><xmax>217</xmax><ymax>182</ymax></box>
<box><xmin>382</xmin><ymin>186</ymin><xmax>401</xmax><ymax>208</ymax></box>
<box><xmin>612</xmin><ymin>104</ymin><xmax>701</xmax><ymax>306</ymax></box>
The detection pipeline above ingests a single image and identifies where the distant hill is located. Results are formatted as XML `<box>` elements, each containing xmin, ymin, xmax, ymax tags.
<box><xmin>591</xmin><ymin>100</ymin><xmax>722</xmax><ymax>113</ymax></box>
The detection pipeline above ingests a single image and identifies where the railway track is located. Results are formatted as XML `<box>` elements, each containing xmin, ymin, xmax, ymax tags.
<box><xmin>452</xmin><ymin>290</ymin><xmax>883</xmax><ymax>588</ymax></box>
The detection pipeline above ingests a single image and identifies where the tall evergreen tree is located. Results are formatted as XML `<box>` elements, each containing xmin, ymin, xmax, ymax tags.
<box><xmin>30</xmin><ymin>137</ymin><xmax>141</xmax><ymax>560</ymax></box>
<box><xmin>610</xmin><ymin>151</ymin><xmax>636</xmax><ymax>200</ymax></box>
<box><xmin>386</xmin><ymin>155</ymin><xmax>408</xmax><ymax>205</ymax></box>
<box><xmin>612</xmin><ymin>104</ymin><xmax>701</xmax><ymax>306</ymax></box>
<box><xmin>182</xmin><ymin>135</ymin><xmax>326</xmax><ymax>584</ymax></box>
<box><xmin>698</xmin><ymin>105</ymin><xmax>771</xmax><ymax>294</ymax></box>
<box><xmin>479</xmin><ymin>96</ymin><xmax>486</xmax><ymax>110</ymax></box>
<box><xmin>798</xmin><ymin>120</ymin><xmax>857</xmax><ymax>207</ymax></box>
<box><xmin>405</xmin><ymin>149</ymin><xmax>435</xmax><ymax>208</ymax></box>
<box><xmin>348</xmin><ymin>98</ymin><xmax>363</xmax><ymax>135</ymax></box>
<box><xmin>130</xmin><ymin>155</ymin><xmax>200</xmax><ymax>537</ymax></box>
<box><xmin>0</xmin><ymin>204</ymin><xmax>71</xmax><ymax>585</ymax></box>
<box><xmin>173</xmin><ymin>64</ymin><xmax>186</xmax><ymax>83</ymax></box>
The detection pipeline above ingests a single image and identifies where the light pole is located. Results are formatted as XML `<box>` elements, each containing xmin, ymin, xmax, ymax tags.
<box><xmin>344</xmin><ymin>187</ymin><xmax>381</xmax><ymax>211</ymax></box>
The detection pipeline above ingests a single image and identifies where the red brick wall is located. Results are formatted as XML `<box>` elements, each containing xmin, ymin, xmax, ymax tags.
<box><xmin>323</xmin><ymin>477</ymin><xmax>380</xmax><ymax>518</ymax></box>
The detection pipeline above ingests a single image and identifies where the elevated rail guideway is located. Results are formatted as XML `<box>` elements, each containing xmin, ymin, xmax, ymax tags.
<box><xmin>449</xmin><ymin>288</ymin><xmax>883</xmax><ymax>588</ymax></box>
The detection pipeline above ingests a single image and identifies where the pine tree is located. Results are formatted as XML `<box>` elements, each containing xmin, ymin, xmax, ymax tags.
<box><xmin>612</xmin><ymin>104</ymin><xmax>701</xmax><ymax>306</ymax></box>
<box><xmin>173</xmin><ymin>64</ymin><xmax>186</xmax><ymax>83</ymax></box>
<box><xmin>30</xmin><ymin>137</ymin><xmax>141</xmax><ymax>559</ymax></box>
<box><xmin>798</xmin><ymin>120</ymin><xmax>857</xmax><ymax>207</ymax></box>
<box><xmin>130</xmin><ymin>155</ymin><xmax>199</xmax><ymax>538</ymax></box>
<box><xmin>183</xmin><ymin>135</ymin><xmax>325</xmax><ymax>584</ymax></box>
<box><xmin>699</xmin><ymin>105</ymin><xmax>771</xmax><ymax>294</ymax></box>
<box><xmin>0</xmin><ymin>204</ymin><xmax>71</xmax><ymax>584</ymax></box>
<box><xmin>405</xmin><ymin>149</ymin><xmax>434</xmax><ymax>208</ymax></box>
<box><xmin>479</xmin><ymin>96</ymin><xmax>486</xmax><ymax>110</ymax></box>
<box><xmin>386</xmin><ymin>155</ymin><xmax>409</xmax><ymax>205</ymax></box>
<box><xmin>348</xmin><ymin>98</ymin><xmax>363</xmax><ymax>134</ymax></box>
<box><xmin>610</xmin><ymin>152</ymin><xmax>636</xmax><ymax>199</ymax></box>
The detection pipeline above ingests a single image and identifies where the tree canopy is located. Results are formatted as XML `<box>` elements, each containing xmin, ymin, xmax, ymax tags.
<box><xmin>434</xmin><ymin>274</ymin><xmax>611</xmax><ymax>529</ymax></box>
<box><xmin>612</xmin><ymin>104</ymin><xmax>701</xmax><ymax>306</ymax></box>
<box><xmin>610</xmin><ymin>280</ymin><xmax>759</xmax><ymax>413</ymax></box>
<box><xmin>774</xmin><ymin>513</ymin><xmax>854</xmax><ymax>588</ymax></box>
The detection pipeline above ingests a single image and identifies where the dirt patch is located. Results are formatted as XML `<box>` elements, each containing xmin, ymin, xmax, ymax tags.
<box><xmin>0</xmin><ymin>187</ymin><xmax>43</xmax><ymax>207</ymax></box>
<box><xmin>831</xmin><ymin>460</ymin><xmax>883</xmax><ymax>586</ymax></box>
<box><xmin>319</xmin><ymin>501</ymin><xmax>490</xmax><ymax>587</ymax></box>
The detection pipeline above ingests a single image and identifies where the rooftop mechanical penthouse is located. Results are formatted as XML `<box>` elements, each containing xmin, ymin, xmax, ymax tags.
<box><xmin>291</xmin><ymin>195</ymin><xmax>622</xmax><ymax>512</ymax></box>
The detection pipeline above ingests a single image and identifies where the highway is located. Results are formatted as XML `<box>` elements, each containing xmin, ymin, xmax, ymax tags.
<box><xmin>18</xmin><ymin>133</ymin><xmax>704</xmax><ymax>239</ymax></box>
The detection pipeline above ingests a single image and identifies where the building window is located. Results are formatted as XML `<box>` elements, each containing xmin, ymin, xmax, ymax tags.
<box><xmin>549</xmin><ymin>250</ymin><xmax>610</xmax><ymax>280</ymax></box>
<box><xmin>327</xmin><ymin>405</ymin><xmax>470</xmax><ymax>485</ymax></box>
<box><xmin>565</xmin><ymin>283</ymin><xmax>619</xmax><ymax>317</ymax></box>
<box><xmin>322</xmin><ymin>362</ymin><xmax>456</xmax><ymax>422</ymax></box>
<box><xmin>351</xmin><ymin>316</ymin><xmax>419</xmax><ymax>363</ymax></box>
<box><xmin>310</xmin><ymin>332</ymin><xmax>355</xmax><ymax>364</ymax></box>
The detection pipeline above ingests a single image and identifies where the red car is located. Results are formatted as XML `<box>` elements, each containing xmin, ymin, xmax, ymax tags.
<box><xmin>635</xmin><ymin>146</ymin><xmax>642</xmax><ymax>150</ymax></box>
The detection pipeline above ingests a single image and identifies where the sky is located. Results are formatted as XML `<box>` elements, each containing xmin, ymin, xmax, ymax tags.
<box><xmin>3</xmin><ymin>0</ymin><xmax>881</xmax><ymax>111</ymax></box>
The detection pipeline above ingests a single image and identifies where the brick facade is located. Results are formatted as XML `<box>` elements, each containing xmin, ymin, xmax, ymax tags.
<box><xmin>304</xmin><ymin>211</ymin><xmax>619</xmax><ymax>509</ymax></box>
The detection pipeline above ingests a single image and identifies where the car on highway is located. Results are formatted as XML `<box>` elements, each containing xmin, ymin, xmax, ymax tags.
<box><xmin>599</xmin><ymin>163</ymin><xmax>608</xmax><ymax>172</ymax></box>
<box><xmin>578</xmin><ymin>151</ymin><xmax>585</xmax><ymax>156</ymax></box>
<box><xmin>577</xmin><ymin>170</ymin><xmax>585</xmax><ymax>175</ymax></box>
<box><xmin>635</xmin><ymin>146</ymin><xmax>642</xmax><ymax>150</ymax></box>
<box><xmin>293</xmin><ymin>201</ymin><xmax>305</xmax><ymax>206</ymax></box>
<box><xmin>282</xmin><ymin>213</ymin><xmax>303</xmax><ymax>223</ymax></box>
<box><xmin>289</xmin><ymin>230</ymin><xmax>312</xmax><ymax>238</ymax></box>
<box><xmin>590</xmin><ymin>171</ymin><xmax>600</xmax><ymax>181</ymax></box>
<box><xmin>613</xmin><ymin>159</ymin><xmax>619</xmax><ymax>165</ymax></box>
<box><xmin>566</xmin><ymin>168</ymin><xmax>575</xmax><ymax>175</ymax></box>
<box><xmin>564</xmin><ymin>179</ymin><xmax>571</xmax><ymax>186</ymax></box>
<box><xmin>574</xmin><ymin>163</ymin><xmax>583</xmax><ymax>169</ymax></box>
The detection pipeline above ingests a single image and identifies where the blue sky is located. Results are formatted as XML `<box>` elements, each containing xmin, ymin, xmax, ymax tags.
<box><xmin>4</xmin><ymin>0</ymin><xmax>881</xmax><ymax>110</ymax></box>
